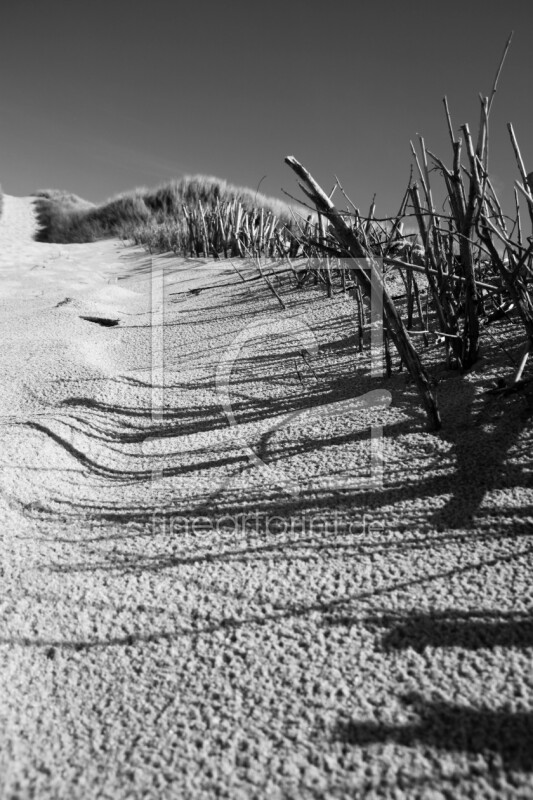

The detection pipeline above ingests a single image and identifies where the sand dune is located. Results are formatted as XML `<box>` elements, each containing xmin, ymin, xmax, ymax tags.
<box><xmin>0</xmin><ymin>195</ymin><xmax>137</xmax><ymax>300</ymax></box>
<box><xmin>1</xmin><ymin>194</ymin><xmax>532</xmax><ymax>798</ymax></box>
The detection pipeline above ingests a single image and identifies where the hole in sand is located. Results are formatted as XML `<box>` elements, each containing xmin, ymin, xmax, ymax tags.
<box><xmin>79</xmin><ymin>316</ymin><xmax>120</xmax><ymax>327</ymax></box>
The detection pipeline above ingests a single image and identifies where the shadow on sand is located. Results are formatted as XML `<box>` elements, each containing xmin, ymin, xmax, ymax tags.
<box><xmin>335</xmin><ymin>692</ymin><xmax>533</xmax><ymax>772</ymax></box>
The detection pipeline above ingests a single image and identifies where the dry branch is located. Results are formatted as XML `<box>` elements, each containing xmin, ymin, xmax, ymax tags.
<box><xmin>285</xmin><ymin>155</ymin><xmax>441</xmax><ymax>430</ymax></box>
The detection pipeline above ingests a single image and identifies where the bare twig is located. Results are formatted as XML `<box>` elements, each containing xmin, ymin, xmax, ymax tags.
<box><xmin>286</xmin><ymin>155</ymin><xmax>441</xmax><ymax>429</ymax></box>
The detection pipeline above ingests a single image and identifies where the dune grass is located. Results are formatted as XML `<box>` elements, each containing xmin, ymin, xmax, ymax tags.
<box><xmin>32</xmin><ymin>175</ymin><xmax>309</xmax><ymax>256</ymax></box>
<box><xmin>32</xmin><ymin>188</ymin><xmax>148</xmax><ymax>244</ymax></box>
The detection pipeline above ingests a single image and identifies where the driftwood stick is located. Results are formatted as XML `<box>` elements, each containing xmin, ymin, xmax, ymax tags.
<box><xmin>410</xmin><ymin>140</ymin><xmax>430</xmax><ymax>202</ymax></box>
<box><xmin>285</xmin><ymin>155</ymin><xmax>442</xmax><ymax>430</ymax></box>
<box><xmin>487</xmin><ymin>32</ymin><xmax>514</xmax><ymax>114</ymax></box>
<box><xmin>514</xmin><ymin>340</ymin><xmax>531</xmax><ymax>384</ymax></box>
<box><xmin>507</xmin><ymin>123</ymin><xmax>530</xmax><ymax>188</ymax></box>
<box><xmin>443</xmin><ymin>96</ymin><xmax>457</xmax><ymax>147</ymax></box>
<box><xmin>508</xmin><ymin>123</ymin><xmax>533</xmax><ymax>231</ymax></box>
<box><xmin>281</xmin><ymin>187</ymin><xmax>317</xmax><ymax>215</ymax></box>
<box><xmin>334</xmin><ymin>174</ymin><xmax>359</xmax><ymax>217</ymax></box>
<box><xmin>514</xmin><ymin>188</ymin><xmax>523</xmax><ymax>246</ymax></box>
<box><xmin>515</xmin><ymin>180</ymin><xmax>533</xmax><ymax>212</ymax></box>
<box><xmin>354</xmin><ymin>283</ymin><xmax>365</xmax><ymax>353</ymax></box>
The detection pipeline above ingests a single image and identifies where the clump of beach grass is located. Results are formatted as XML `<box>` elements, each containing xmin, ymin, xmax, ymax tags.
<box><xmin>32</xmin><ymin>175</ymin><xmax>309</xmax><ymax>257</ymax></box>
<box><xmin>32</xmin><ymin>189</ymin><xmax>149</xmax><ymax>243</ymax></box>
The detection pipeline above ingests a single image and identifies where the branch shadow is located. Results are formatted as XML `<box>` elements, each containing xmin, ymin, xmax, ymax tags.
<box><xmin>334</xmin><ymin>693</ymin><xmax>533</xmax><ymax>772</ymax></box>
<box><xmin>345</xmin><ymin>608</ymin><xmax>533</xmax><ymax>651</ymax></box>
<box><xmin>431</xmin><ymin>362</ymin><xmax>533</xmax><ymax>529</ymax></box>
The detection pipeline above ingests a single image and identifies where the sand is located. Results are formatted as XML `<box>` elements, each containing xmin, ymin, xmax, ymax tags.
<box><xmin>0</xmin><ymin>195</ymin><xmax>532</xmax><ymax>799</ymax></box>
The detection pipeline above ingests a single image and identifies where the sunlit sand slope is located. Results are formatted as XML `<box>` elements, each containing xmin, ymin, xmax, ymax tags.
<box><xmin>0</xmin><ymin>196</ymin><xmax>532</xmax><ymax>798</ymax></box>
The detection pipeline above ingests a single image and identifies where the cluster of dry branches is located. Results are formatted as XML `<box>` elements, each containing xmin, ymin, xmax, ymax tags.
<box><xmin>284</xmin><ymin>34</ymin><xmax>532</xmax><ymax>430</ymax></box>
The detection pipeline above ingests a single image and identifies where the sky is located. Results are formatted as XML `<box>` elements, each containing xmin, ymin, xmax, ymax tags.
<box><xmin>1</xmin><ymin>0</ymin><xmax>531</xmax><ymax>218</ymax></box>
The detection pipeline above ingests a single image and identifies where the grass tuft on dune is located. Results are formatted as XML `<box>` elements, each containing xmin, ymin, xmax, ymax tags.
<box><xmin>32</xmin><ymin>188</ymin><xmax>127</xmax><ymax>243</ymax></box>
<box><xmin>32</xmin><ymin>175</ymin><xmax>304</xmax><ymax>253</ymax></box>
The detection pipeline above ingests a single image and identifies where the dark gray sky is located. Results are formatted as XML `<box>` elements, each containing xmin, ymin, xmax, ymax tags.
<box><xmin>1</xmin><ymin>0</ymin><xmax>531</xmax><ymax>217</ymax></box>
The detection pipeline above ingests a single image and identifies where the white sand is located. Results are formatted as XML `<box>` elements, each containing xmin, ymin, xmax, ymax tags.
<box><xmin>0</xmin><ymin>195</ymin><xmax>532</xmax><ymax>798</ymax></box>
